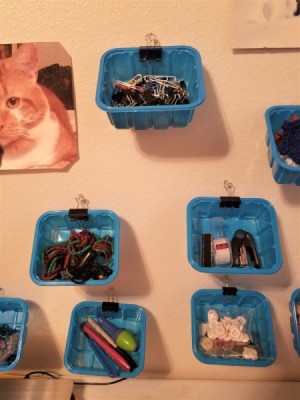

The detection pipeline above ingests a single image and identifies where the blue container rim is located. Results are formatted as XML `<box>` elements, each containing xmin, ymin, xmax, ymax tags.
<box><xmin>191</xmin><ymin>288</ymin><xmax>276</xmax><ymax>367</ymax></box>
<box><xmin>0</xmin><ymin>297</ymin><xmax>29</xmax><ymax>372</ymax></box>
<box><xmin>186</xmin><ymin>196</ymin><xmax>282</xmax><ymax>275</ymax></box>
<box><xmin>64</xmin><ymin>301</ymin><xmax>146</xmax><ymax>378</ymax></box>
<box><xmin>290</xmin><ymin>288</ymin><xmax>300</xmax><ymax>357</ymax></box>
<box><xmin>265</xmin><ymin>105</ymin><xmax>300</xmax><ymax>172</ymax></box>
<box><xmin>29</xmin><ymin>209</ymin><xmax>120</xmax><ymax>286</ymax></box>
<box><xmin>96</xmin><ymin>45</ymin><xmax>206</xmax><ymax>113</ymax></box>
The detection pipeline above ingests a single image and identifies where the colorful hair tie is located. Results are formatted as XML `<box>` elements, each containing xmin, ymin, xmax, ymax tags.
<box><xmin>41</xmin><ymin>229</ymin><xmax>114</xmax><ymax>283</ymax></box>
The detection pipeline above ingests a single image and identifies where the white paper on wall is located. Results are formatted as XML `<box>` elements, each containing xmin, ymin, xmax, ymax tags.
<box><xmin>231</xmin><ymin>0</ymin><xmax>300</xmax><ymax>49</ymax></box>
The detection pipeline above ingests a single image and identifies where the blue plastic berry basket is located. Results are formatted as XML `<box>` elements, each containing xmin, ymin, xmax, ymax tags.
<box><xmin>30</xmin><ymin>210</ymin><xmax>120</xmax><ymax>286</ymax></box>
<box><xmin>187</xmin><ymin>197</ymin><xmax>282</xmax><ymax>275</ymax></box>
<box><xmin>96</xmin><ymin>46</ymin><xmax>206</xmax><ymax>130</ymax></box>
<box><xmin>0</xmin><ymin>298</ymin><xmax>28</xmax><ymax>372</ymax></box>
<box><xmin>265</xmin><ymin>105</ymin><xmax>300</xmax><ymax>185</ymax></box>
<box><xmin>191</xmin><ymin>288</ymin><xmax>276</xmax><ymax>367</ymax></box>
<box><xmin>290</xmin><ymin>289</ymin><xmax>300</xmax><ymax>357</ymax></box>
<box><xmin>64</xmin><ymin>301</ymin><xmax>146</xmax><ymax>378</ymax></box>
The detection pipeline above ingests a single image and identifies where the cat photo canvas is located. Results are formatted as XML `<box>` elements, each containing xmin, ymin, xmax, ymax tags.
<box><xmin>0</xmin><ymin>42</ymin><xmax>78</xmax><ymax>170</ymax></box>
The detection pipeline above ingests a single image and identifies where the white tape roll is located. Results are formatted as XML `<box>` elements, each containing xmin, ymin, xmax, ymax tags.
<box><xmin>212</xmin><ymin>238</ymin><xmax>232</xmax><ymax>266</ymax></box>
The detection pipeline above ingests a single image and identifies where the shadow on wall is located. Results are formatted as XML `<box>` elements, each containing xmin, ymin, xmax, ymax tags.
<box><xmin>133</xmin><ymin>67</ymin><xmax>230</xmax><ymax>159</ymax></box>
<box><xmin>271</xmin><ymin>305</ymin><xmax>299</xmax><ymax>377</ymax></box>
<box><xmin>17</xmin><ymin>301</ymin><xmax>62</xmax><ymax>370</ymax></box>
<box><xmin>280</xmin><ymin>184</ymin><xmax>300</xmax><ymax>205</ymax></box>
<box><xmin>142</xmin><ymin>307</ymin><xmax>171</xmax><ymax>376</ymax></box>
<box><xmin>77</xmin><ymin>217</ymin><xmax>151</xmax><ymax>298</ymax></box>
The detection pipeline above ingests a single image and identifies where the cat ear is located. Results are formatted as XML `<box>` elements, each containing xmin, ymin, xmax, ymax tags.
<box><xmin>9</xmin><ymin>43</ymin><xmax>39</xmax><ymax>82</ymax></box>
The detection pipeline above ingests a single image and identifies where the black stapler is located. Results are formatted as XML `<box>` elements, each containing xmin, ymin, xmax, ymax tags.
<box><xmin>231</xmin><ymin>229</ymin><xmax>260</xmax><ymax>268</ymax></box>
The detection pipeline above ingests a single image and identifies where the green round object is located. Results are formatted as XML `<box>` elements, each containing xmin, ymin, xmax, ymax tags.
<box><xmin>116</xmin><ymin>330</ymin><xmax>137</xmax><ymax>352</ymax></box>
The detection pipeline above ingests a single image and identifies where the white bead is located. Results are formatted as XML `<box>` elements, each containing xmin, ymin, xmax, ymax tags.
<box><xmin>242</xmin><ymin>347</ymin><xmax>258</xmax><ymax>360</ymax></box>
<box><xmin>229</xmin><ymin>325</ymin><xmax>241</xmax><ymax>340</ymax></box>
<box><xmin>221</xmin><ymin>319</ymin><xmax>231</xmax><ymax>333</ymax></box>
<box><xmin>241</xmin><ymin>333</ymin><xmax>250</xmax><ymax>343</ymax></box>
<box><xmin>200</xmin><ymin>336</ymin><xmax>214</xmax><ymax>351</ymax></box>
<box><xmin>207</xmin><ymin>310</ymin><xmax>218</xmax><ymax>322</ymax></box>
<box><xmin>207</xmin><ymin>328</ymin><xmax>217</xmax><ymax>340</ymax></box>
<box><xmin>213</xmin><ymin>322</ymin><xmax>226</xmax><ymax>338</ymax></box>
<box><xmin>230</xmin><ymin>319</ymin><xmax>241</xmax><ymax>328</ymax></box>
<box><xmin>208</xmin><ymin>319</ymin><xmax>218</xmax><ymax>329</ymax></box>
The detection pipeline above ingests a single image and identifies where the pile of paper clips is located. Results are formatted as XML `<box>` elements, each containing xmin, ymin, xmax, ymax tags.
<box><xmin>111</xmin><ymin>74</ymin><xmax>189</xmax><ymax>107</ymax></box>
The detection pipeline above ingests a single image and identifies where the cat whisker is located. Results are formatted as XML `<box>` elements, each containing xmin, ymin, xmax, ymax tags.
<box><xmin>15</xmin><ymin>130</ymin><xmax>34</xmax><ymax>141</ymax></box>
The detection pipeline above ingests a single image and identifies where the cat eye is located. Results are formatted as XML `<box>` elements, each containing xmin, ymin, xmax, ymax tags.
<box><xmin>6</xmin><ymin>97</ymin><xmax>20</xmax><ymax>108</ymax></box>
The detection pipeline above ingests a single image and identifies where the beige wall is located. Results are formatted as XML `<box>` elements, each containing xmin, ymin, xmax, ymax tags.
<box><xmin>0</xmin><ymin>0</ymin><xmax>300</xmax><ymax>384</ymax></box>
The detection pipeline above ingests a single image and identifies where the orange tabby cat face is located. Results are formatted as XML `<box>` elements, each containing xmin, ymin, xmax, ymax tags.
<box><xmin>0</xmin><ymin>44</ymin><xmax>49</xmax><ymax>148</ymax></box>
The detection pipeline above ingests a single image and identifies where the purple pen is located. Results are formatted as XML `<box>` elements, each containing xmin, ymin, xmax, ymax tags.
<box><xmin>97</xmin><ymin>314</ymin><xmax>137</xmax><ymax>352</ymax></box>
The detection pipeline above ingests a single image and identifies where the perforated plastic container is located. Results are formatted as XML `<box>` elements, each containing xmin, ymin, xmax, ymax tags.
<box><xmin>96</xmin><ymin>46</ymin><xmax>206</xmax><ymax>130</ymax></box>
<box><xmin>290</xmin><ymin>289</ymin><xmax>300</xmax><ymax>357</ymax></box>
<box><xmin>265</xmin><ymin>105</ymin><xmax>300</xmax><ymax>185</ymax></box>
<box><xmin>187</xmin><ymin>197</ymin><xmax>282</xmax><ymax>275</ymax></box>
<box><xmin>64</xmin><ymin>301</ymin><xmax>146</xmax><ymax>378</ymax></box>
<box><xmin>191</xmin><ymin>288</ymin><xmax>276</xmax><ymax>367</ymax></box>
<box><xmin>0</xmin><ymin>298</ymin><xmax>28</xmax><ymax>372</ymax></box>
<box><xmin>30</xmin><ymin>210</ymin><xmax>120</xmax><ymax>286</ymax></box>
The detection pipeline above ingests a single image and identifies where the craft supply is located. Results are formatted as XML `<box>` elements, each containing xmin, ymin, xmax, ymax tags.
<box><xmin>86</xmin><ymin>318</ymin><xmax>137</xmax><ymax>370</ymax></box>
<box><xmin>81</xmin><ymin>323</ymin><xmax>131</xmax><ymax>372</ymax></box>
<box><xmin>0</xmin><ymin>325</ymin><xmax>19</xmax><ymax>364</ymax></box>
<box><xmin>87</xmin><ymin>337</ymin><xmax>119</xmax><ymax>378</ymax></box>
<box><xmin>199</xmin><ymin>309</ymin><xmax>258</xmax><ymax>360</ymax></box>
<box><xmin>201</xmin><ymin>234</ymin><xmax>212</xmax><ymax>267</ymax></box>
<box><xmin>111</xmin><ymin>74</ymin><xmax>189</xmax><ymax>107</ymax></box>
<box><xmin>200</xmin><ymin>336</ymin><xmax>214</xmax><ymax>351</ymax></box>
<box><xmin>231</xmin><ymin>229</ymin><xmax>260</xmax><ymax>268</ymax></box>
<box><xmin>242</xmin><ymin>347</ymin><xmax>258</xmax><ymax>360</ymax></box>
<box><xmin>87</xmin><ymin>318</ymin><xmax>116</xmax><ymax>348</ymax></box>
<box><xmin>212</xmin><ymin>238</ymin><xmax>232</xmax><ymax>266</ymax></box>
<box><xmin>296</xmin><ymin>304</ymin><xmax>300</xmax><ymax>329</ymax></box>
<box><xmin>275</xmin><ymin>114</ymin><xmax>300</xmax><ymax>165</ymax></box>
<box><xmin>97</xmin><ymin>315</ymin><xmax>137</xmax><ymax>352</ymax></box>
<box><xmin>41</xmin><ymin>229</ymin><xmax>113</xmax><ymax>283</ymax></box>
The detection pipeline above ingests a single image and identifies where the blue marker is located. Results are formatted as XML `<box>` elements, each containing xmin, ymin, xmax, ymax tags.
<box><xmin>87</xmin><ymin>338</ymin><xmax>119</xmax><ymax>378</ymax></box>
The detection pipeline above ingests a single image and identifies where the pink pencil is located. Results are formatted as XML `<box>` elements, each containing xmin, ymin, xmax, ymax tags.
<box><xmin>81</xmin><ymin>323</ymin><xmax>131</xmax><ymax>372</ymax></box>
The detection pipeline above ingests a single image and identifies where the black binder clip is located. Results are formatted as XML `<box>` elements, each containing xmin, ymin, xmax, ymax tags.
<box><xmin>231</xmin><ymin>229</ymin><xmax>260</xmax><ymax>268</ymax></box>
<box><xmin>139</xmin><ymin>33</ymin><xmax>162</xmax><ymax>72</ymax></box>
<box><xmin>102</xmin><ymin>288</ymin><xmax>119</xmax><ymax>313</ymax></box>
<box><xmin>220</xmin><ymin>180</ymin><xmax>240</xmax><ymax>208</ymax></box>
<box><xmin>220</xmin><ymin>196</ymin><xmax>241</xmax><ymax>208</ymax></box>
<box><xmin>68</xmin><ymin>193</ymin><xmax>89</xmax><ymax>221</ymax></box>
<box><xmin>222</xmin><ymin>286</ymin><xmax>237</xmax><ymax>296</ymax></box>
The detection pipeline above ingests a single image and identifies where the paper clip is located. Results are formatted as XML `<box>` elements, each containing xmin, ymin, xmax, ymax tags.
<box><xmin>145</xmin><ymin>33</ymin><xmax>160</xmax><ymax>47</ymax></box>
<box><xmin>68</xmin><ymin>194</ymin><xmax>89</xmax><ymax>221</ymax></box>
<box><xmin>76</xmin><ymin>193</ymin><xmax>89</xmax><ymax>209</ymax></box>
<box><xmin>128</xmin><ymin>74</ymin><xmax>143</xmax><ymax>85</ymax></box>
<box><xmin>224</xmin><ymin>180</ymin><xmax>235</xmax><ymax>197</ymax></box>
